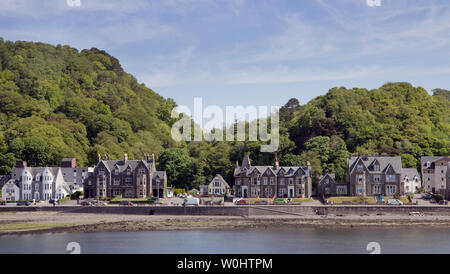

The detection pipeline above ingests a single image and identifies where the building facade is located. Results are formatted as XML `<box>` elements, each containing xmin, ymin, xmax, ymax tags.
<box><xmin>84</xmin><ymin>153</ymin><xmax>167</xmax><ymax>199</ymax></box>
<box><xmin>421</xmin><ymin>156</ymin><xmax>450</xmax><ymax>194</ymax></box>
<box><xmin>347</xmin><ymin>156</ymin><xmax>404</xmax><ymax>196</ymax></box>
<box><xmin>234</xmin><ymin>153</ymin><xmax>312</xmax><ymax>198</ymax></box>
<box><xmin>401</xmin><ymin>168</ymin><xmax>421</xmax><ymax>194</ymax></box>
<box><xmin>8</xmin><ymin>159</ymin><xmax>91</xmax><ymax>201</ymax></box>
<box><xmin>206</xmin><ymin>174</ymin><xmax>231</xmax><ymax>197</ymax></box>
<box><xmin>1</xmin><ymin>179</ymin><xmax>20</xmax><ymax>201</ymax></box>
<box><xmin>318</xmin><ymin>173</ymin><xmax>348</xmax><ymax>196</ymax></box>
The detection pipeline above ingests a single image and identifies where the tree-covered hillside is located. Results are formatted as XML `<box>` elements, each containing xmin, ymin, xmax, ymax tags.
<box><xmin>0</xmin><ymin>39</ymin><xmax>176</xmax><ymax>173</ymax></box>
<box><xmin>283</xmin><ymin>83</ymin><xmax>450</xmax><ymax>180</ymax></box>
<box><xmin>0</xmin><ymin>39</ymin><xmax>448</xmax><ymax>190</ymax></box>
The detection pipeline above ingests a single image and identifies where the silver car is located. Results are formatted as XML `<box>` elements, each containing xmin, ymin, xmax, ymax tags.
<box><xmin>387</xmin><ymin>199</ymin><xmax>403</xmax><ymax>205</ymax></box>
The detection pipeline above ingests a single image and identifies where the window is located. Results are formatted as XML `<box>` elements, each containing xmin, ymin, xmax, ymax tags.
<box><xmin>386</xmin><ymin>185</ymin><xmax>396</xmax><ymax>195</ymax></box>
<box><xmin>263</xmin><ymin>177</ymin><xmax>267</xmax><ymax>185</ymax></box>
<box><xmin>296</xmin><ymin>178</ymin><xmax>302</xmax><ymax>185</ymax></box>
<box><xmin>270</xmin><ymin>177</ymin><xmax>274</xmax><ymax>185</ymax></box>
<box><xmin>386</xmin><ymin>175</ymin><xmax>396</xmax><ymax>183</ymax></box>
<box><xmin>357</xmin><ymin>165</ymin><xmax>363</xmax><ymax>172</ymax></box>
<box><xmin>374</xmin><ymin>165</ymin><xmax>380</xmax><ymax>171</ymax></box>
<box><xmin>236</xmin><ymin>179</ymin><xmax>241</xmax><ymax>185</ymax></box>
<box><xmin>289</xmin><ymin>179</ymin><xmax>294</xmax><ymax>185</ymax></box>
<box><xmin>280</xmin><ymin>178</ymin><xmax>285</xmax><ymax>185</ymax></box>
<box><xmin>373</xmin><ymin>185</ymin><xmax>381</xmax><ymax>194</ymax></box>
<box><xmin>114</xmin><ymin>178</ymin><xmax>120</xmax><ymax>185</ymax></box>
<box><xmin>358</xmin><ymin>175</ymin><xmax>363</xmax><ymax>183</ymax></box>
<box><xmin>357</xmin><ymin>186</ymin><xmax>364</xmax><ymax>195</ymax></box>
<box><xmin>373</xmin><ymin>175</ymin><xmax>380</xmax><ymax>182</ymax></box>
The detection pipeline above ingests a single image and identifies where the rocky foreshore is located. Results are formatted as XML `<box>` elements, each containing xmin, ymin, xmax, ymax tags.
<box><xmin>2</xmin><ymin>211</ymin><xmax>450</xmax><ymax>236</ymax></box>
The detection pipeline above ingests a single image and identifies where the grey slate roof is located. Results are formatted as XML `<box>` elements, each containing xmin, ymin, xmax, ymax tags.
<box><xmin>234</xmin><ymin>165</ymin><xmax>309</xmax><ymax>177</ymax></box>
<box><xmin>348</xmin><ymin>156</ymin><xmax>402</xmax><ymax>174</ymax></box>
<box><xmin>401</xmin><ymin>168</ymin><xmax>420</xmax><ymax>180</ymax></box>
<box><xmin>420</xmin><ymin>156</ymin><xmax>450</xmax><ymax>169</ymax></box>
<box><xmin>209</xmin><ymin>174</ymin><xmax>231</xmax><ymax>189</ymax></box>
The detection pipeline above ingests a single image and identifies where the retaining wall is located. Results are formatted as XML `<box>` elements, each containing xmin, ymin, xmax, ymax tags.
<box><xmin>1</xmin><ymin>205</ymin><xmax>450</xmax><ymax>216</ymax></box>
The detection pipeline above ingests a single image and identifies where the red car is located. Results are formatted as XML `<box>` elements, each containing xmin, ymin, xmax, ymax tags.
<box><xmin>236</xmin><ymin>199</ymin><xmax>249</xmax><ymax>205</ymax></box>
<box><xmin>80</xmin><ymin>201</ymin><xmax>92</xmax><ymax>206</ymax></box>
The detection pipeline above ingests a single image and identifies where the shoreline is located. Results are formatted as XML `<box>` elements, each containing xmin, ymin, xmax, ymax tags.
<box><xmin>3</xmin><ymin>211</ymin><xmax>450</xmax><ymax>236</ymax></box>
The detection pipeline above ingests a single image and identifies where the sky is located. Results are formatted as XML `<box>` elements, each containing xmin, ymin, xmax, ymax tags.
<box><xmin>1</xmin><ymin>0</ymin><xmax>450</xmax><ymax>112</ymax></box>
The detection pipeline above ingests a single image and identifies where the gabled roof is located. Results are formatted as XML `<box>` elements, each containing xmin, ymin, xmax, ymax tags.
<box><xmin>98</xmin><ymin>159</ymin><xmax>155</xmax><ymax>173</ymax></box>
<box><xmin>401</xmin><ymin>168</ymin><xmax>420</xmax><ymax>180</ymax></box>
<box><xmin>348</xmin><ymin>156</ymin><xmax>402</xmax><ymax>174</ymax></box>
<box><xmin>319</xmin><ymin>173</ymin><xmax>335</xmax><ymax>185</ymax></box>
<box><xmin>209</xmin><ymin>174</ymin><xmax>231</xmax><ymax>189</ymax></box>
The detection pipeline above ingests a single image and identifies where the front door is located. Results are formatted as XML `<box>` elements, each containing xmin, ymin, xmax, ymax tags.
<box><xmin>242</xmin><ymin>186</ymin><xmax>248</xmax><ymax>198</ymax></box>
<box><xmin>288</xmin><ymin>186</ymin><xmax>295</xmax><ymax>198</ymax></box>
<box><xmin>34</xmin><ymin>192</ymin><xmax>40</xmax><ymax>201</ymax></box>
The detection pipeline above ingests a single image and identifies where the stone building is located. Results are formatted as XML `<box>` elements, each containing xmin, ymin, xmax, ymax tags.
<box><xmin>347</xmin><ymin>156</ymin><xmax>404</xmax><ymax>196</ymax></box>
<box><xmin>234</xmin><ymin>153</ymin><xmax>312</xmax><ymax>198</ymax></box>
<box><xmin>84</xmin><ymin>153</ymin><xmax>167</xmax><ymax>199</ymax></box>
<box><xmin>318</xmin><ymin>172</ymin><xmax>348</xmax><ymax>196</ymax></box>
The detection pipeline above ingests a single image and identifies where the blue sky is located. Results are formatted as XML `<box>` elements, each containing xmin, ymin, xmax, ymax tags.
<box><xmin>1</xmin><ymin>0</ymin><xmax>450</xmax><ymax>111</ymax></box>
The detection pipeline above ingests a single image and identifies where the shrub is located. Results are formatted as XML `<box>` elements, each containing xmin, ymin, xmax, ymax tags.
<box><xmin>393</xmin><ymin>192</ymin><xmax>401</xmax><ymax>200</ymax></box>
<box><xmin>434</xmin><ymin>194</ymin><xmax>444</xmax><ymax>202</ymax></box>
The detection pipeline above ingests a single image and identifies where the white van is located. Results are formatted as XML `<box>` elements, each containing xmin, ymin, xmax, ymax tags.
<box><xmin>183</xmin><ymin>197</ymin><xmax>200</xmax><ymax>206</ymax></box>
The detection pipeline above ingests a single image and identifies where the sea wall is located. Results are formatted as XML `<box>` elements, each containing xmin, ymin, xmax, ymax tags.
<box><xmin>2</xmin><ymin>205</ymin><xmax>450</xmax><ymax>216</ymax></box>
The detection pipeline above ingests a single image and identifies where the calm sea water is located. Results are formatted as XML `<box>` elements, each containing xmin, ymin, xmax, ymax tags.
<box><xmin>0</xmin><ymin>228</ymin><xmax>449</xmax><ymax>254</ymax></box>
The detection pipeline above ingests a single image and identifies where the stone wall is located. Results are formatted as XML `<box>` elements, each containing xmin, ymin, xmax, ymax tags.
<box><xmin>2</xmin><ymin>205</ymin><xmax>450</xmax><ymax>216</ymax></box>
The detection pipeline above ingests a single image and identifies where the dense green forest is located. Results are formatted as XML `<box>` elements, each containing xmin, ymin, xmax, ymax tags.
<box><xmin>0</xmin><ymin>39</ymin><xmax>449</xmax><ymax>190</ymax></box>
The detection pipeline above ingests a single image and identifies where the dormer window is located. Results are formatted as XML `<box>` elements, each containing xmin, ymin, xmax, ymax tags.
<box><xmin>374</xmin><ymin>164</ymin><xmax>380</xmax><ymax>171</ymax></box>
<box><xmin>357</xmin><ymin>165</ymin><xmax>363</xmax><ymax>172</ymax></box>
<box><xmin>426</xmin><ymin>161</ymin><xmax>431</xmax><ymax>168</ymax></box>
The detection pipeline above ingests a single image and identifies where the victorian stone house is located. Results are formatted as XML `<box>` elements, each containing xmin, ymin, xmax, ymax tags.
<box><xmin>84</xmin><ymin>153</ymin><xmax>167</xmax><ymax>199</ymax></box>
<box><xmin>234</xmin><ymin>153</ymin><xmax>312</xmax><ymax>198</ymax></box>
<box><xmin>318</xmin><ymin>172</ymin><xmax>349</xmax><ymax>196</ymax></box>
<box><xmin>347</xmin><ymin>156</ymin><xmax>404</xmax><ymax>196</ymax></box>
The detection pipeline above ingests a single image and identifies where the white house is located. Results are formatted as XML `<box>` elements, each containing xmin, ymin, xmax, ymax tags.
<box><xmin>1</xmin><ymin>179</ymin><xmax>20</xmax><ymax>201</ymax></box>
<box><xmin>401</xmin><ymin>168</ymin><xmax>421</xmax><ymax>194</ymax></box>
<box><xmin>207</xmin><ymin>174</ymin><xmax>231</xmax><ymax>197</ymax></box>
<box><xmin>11</xmin><ymin>159</ymin><xmax>92</xmax><ymax>201</ymax></box>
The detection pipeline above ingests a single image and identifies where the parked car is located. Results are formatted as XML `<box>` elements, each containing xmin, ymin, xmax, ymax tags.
<box><xmin>119</xmin><ymin>200</ymin><xmax>134</xmax><ymax>206</ymax></box>
<box><xmin>49</xmin><ymin>199</ymin><xmax>58</xmax><ymax>204</ymax></box>
<box><xmin>274</xmin><ymin>198</ymin><xmax>288</xmax><ymax>205</ymax></box>
<box><xmin>235</xmin><ymin>199</ymin><xmax>249</xmax><ymax>205</ymax></box>
<box><xmin>94</xmin><ymin>201</ymin><xmax>108</xmax><ymax>206</ymax></box>
<box><xmin>148</xmin><ymin>197</ymin><xmax>163</xmax><ymax>204</ymax></box>
<box><xmin>253</xmin><ymin>200</ymin><xmax>269</xmax><ymax>205</ymax></box>
<box><xmin>439</xmin><ymin>200</ymin><xmax>449</xmax><ymax>205</ymax></box>
<box><xmin>0</xmin><ymin>201</ymin><xmax>6</xmax><ymax>206</ymax></box>
<box><xmin>17</xmin><ymin>201</ymin><xmax>31</xmax><ymax>206</ymax></box>
<box><xmin>422</xmin><ymin>193</ymin><xmax>433</xmax><ymax>200</ymax></box>
<box><xmin>80</xmin><ymin>201</ymin><xmax>93</xmax><ymax>206</ymax></box>
<box><xmin>183</xmin><ymin>198</ymin><xmax>200</xmax><ymax>206</ymax></box>
<box><xmin>387</xmin><ymin>199</ymin><xmax>403</xmax><ymax>205</ymax></box>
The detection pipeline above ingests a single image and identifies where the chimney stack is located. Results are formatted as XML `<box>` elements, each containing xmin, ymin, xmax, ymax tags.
<box><xmin>16</xmin><ymin>161</ymin><xmax>27</xmax><ymax>168</ymax></box>
<box><xmin>124</xmin><ymin>153</ymin><xmax>128</xmax><ymax>162</ymax></box>
<box><xmin>151</xmin><ymin>154</ymin><xmax>156</xmax><ymax>172</ymax></box>
<box><xmin>275</xmin><ymin>153</ymin><xmax>279</xmax><ymax>169</ymax></box>
<box><xmin>98</xmin><ymin>154</ymin><xmax>101</xmax><ymax>162</ymax></box>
